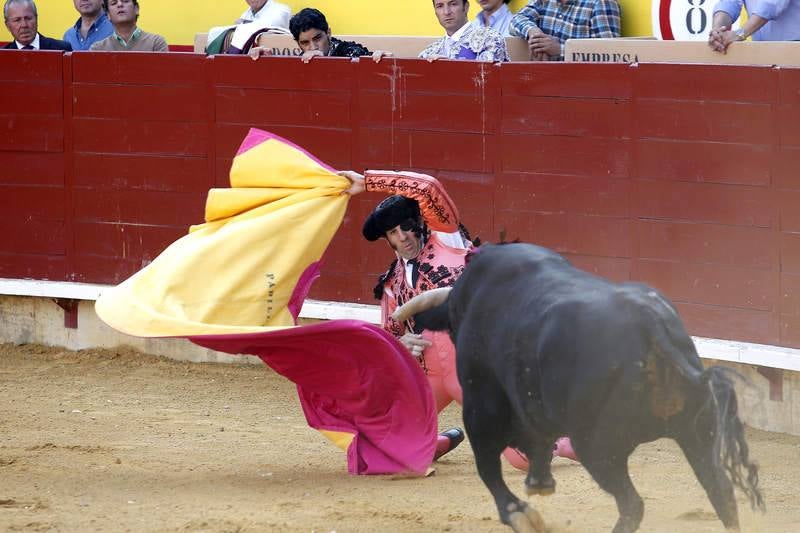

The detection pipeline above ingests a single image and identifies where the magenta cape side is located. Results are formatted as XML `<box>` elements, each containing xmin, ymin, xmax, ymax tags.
<box><xmin>190</xmin><ymin>319</ymin><xmax>437</xmax><ymax>475</ymax></box>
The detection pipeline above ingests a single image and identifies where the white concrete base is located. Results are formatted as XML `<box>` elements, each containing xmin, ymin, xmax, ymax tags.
<box><xmin>1</xmin><ymin>292</ymin><xmax>798</xmax><ymax>436</ymax></box>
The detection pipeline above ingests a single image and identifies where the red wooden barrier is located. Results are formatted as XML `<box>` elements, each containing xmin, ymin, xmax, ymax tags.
<box><xmin>1</xmin><ymin>51</ymin><xmax>798</xmax><ymax>349</ymax></box>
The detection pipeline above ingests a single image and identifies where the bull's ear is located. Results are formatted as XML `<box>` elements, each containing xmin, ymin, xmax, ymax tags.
<box><xmin>415</xmin><ymin>305</ymin><xmax>450</xmax><ymax>333</ymax></box>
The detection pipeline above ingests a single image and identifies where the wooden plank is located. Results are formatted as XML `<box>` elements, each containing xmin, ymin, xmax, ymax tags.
<box><xmin>501</xmin><ymin>134</ymin><xmax>630</xmax><ymax>178</ymax></box>
<box><xmin>73</xmin><ymin>118</ymin><xmax>209</xmax><ymax>156</ymax></box>
<box><xmin>775</xmin><ymin>146</ymin><xmax>800</xmax><ymax>189</ymax></box>
<box><xmin>72</xmin><ymin>52</ymin><xmax>207</xmax><ymax>86</ymax></box>
<box><xmin>74</xmin><ymin>153</ymin><xmax>210</xmax><ymax>193</ymax></box>
<box><xmin>0</xmin><ymin>152</ymin><xmax>64</xmax><ymax>186</ymax></box>
<box><xmin>502</xmin><ymin>95</ymin><xmax>631</xmax><ymax>138</ymax></box>
<box><xmin>634</xmin><ymin>179</ymin><xmax>773</xmax><ymax>227</ymax></box>
<box><xmin>72</xmin><ymin>189</ymin><xmax>204</xmax><ymax>226</ymax></box>
<box><xmin>216</xmin><ymin>87</ymin><xmax>351</xmax><ymax>128</ymax></box>
<box><xmin>500</xmin><ymin>62</ymin><xmax>632</xmax><ymax>98</ymax></box>
<box><xmin>0</xmin><ymin>81</ymin><xmax>62</xmax><ymax>115</ymax></box>
<box><xmin>4</xmin><ymin>186</ymin><xmax>65</xmax><ymax>219</ymax></box>
<box><xmin>0</xmin><ymin>218</ymin><xmax>66</xmax><ymax>255</ymax></box>
<box><xmin>495</xmin><ymin>211</ymin><xmax>633</xmax><ymax>258</ymax></box>
<box><xmin>496</xmin><ymin>173</ymin><xmax>631</xmax><ymax>218</ymax></box>
<box><xmin>0</xmin><ymin>50</ymin><xmax>63</xmax><ymax>81</ymax></box>
<box><xmin>212</xmin><ymin>55</ymin><xmax>354</xmax><ymax>90</ymax></box>
<box><xmin>635</xmin><ymin>99</ymin><xmax>774</xmax><ymax>144</ymax></box>
<box><xmin>778</xmin><ymin>103</ymin><xmax>800</xmax><ymax>146</ymax></box>
<box><xmin>359</xmin><ymin>91</ymin><xmax>489</xmax><ymax>132</ymax></box>
<box><xmin>408</xmin><ymin>131</ymin><xmax>491</xmax><ymax>173</ymax></box>
<box><xmin>632</xmin><ymin>259</ymin><xmax>776</xmax><ymax>311</ymax></box>
<box><xmin>778</xmin><ymin>67</ymin><xmax>800</xmax><ymax>105</ymax></box>
<box><xmin>633</xmin><ymin>63</ymin><xmax>777</xmax><ymax>103</ymax></box>
<box><xmin>677</xmin><ymin>301</ymin><xmax>778</xmax><ymax>346</ymax></box>
<box><xmin>73</xmin><ymin>222</ymin><xmax>184</xmax><ymax>258</ymax></box>
<box><xmin>73</xmin><ymin>84</ymin><xmax>210</xmax><ymax>122</ymax></box>
<box><xmin>635</xmin><ymin>139</ymin><xmax>772</xmax><ymax>186</ymax></box>
<box><xmin>357</xmin><ymin>58</ymin><xmax>494</xmax><ymax>94</ymax></box>
<box><xmin>562</xmin><ymin>254</ymin><xmax>631</xmax><ymax>283</ymax></box>
<box><xmin>637</xmin><ymin>220</ymin><xmax>777</xmax><ymax>269</ymax></box>
<box><xmin>781</xmin><ymin>233</ymin><xmax>800</xmax><ymax>274</ymax></box>
<box><xmin>0</xmin><ymin>253</ymin><xmax>66</xmax><ymax>281</ymax></box>
<box><xmin>0</xmin><ymin>117</ymin><xmax>64</xmax><ymax>152</ymax></box>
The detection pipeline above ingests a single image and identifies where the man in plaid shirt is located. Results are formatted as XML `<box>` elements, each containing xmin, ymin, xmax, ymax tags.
<box><xmin>510</xmin><ymin>0</ymin><xmax>621</xmax><ymax>61</ymax></box>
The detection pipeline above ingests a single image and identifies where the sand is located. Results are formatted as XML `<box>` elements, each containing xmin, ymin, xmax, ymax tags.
<box><xmin>1</xmin><ymin>343</ymin><xmax>797</xmax><ymax>532</ymax></box>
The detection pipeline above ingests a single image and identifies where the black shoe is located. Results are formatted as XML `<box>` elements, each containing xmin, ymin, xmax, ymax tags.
<box><xmin>434</xmin><ymin>428</ymin><xmax>465</xmax><ymax>460</ymax></box>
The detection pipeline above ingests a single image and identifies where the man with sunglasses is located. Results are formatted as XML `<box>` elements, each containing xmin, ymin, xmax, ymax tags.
<box><xmin>339</xmin><ymin>169</ymin><xmax>471</xmax><ymax>461</ymax></box>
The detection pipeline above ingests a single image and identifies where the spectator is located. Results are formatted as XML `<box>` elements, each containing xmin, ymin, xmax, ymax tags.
<box><xmin>235</xmin><ymin>0</ymin><xmax>290</xmax><ymax>26</ymax></box>
<box><xmin>90</xmin><ymin>0</ymin><xmax>167</xmax><ymax>52</ymax></box>
<box><xmin>708</xmin><ymin>0</ymin><xmax>800</xmax><ymax>53</ymax></box>
<box><xmin>472</xmin><ymin>0</ymin><xmax>514</xmax><ymax>37</ymax></box>
<box><xmin>419</xmin><ymin>0</ymin><xmax>509</xmax><ymax>61</ymax></box>
<box><xmin>249</xmin><ymin>8</ymin><xmax>390</xmax><ymax>63</ymax></box>
<box><xmin>208</xmin><ymin>0</ymin><xmax>291</xmax><ymax>54</ymax></box>
<box><xmin>63</xmin><ymin>0</ymin><xmax>113</xmax><ymax>51</ymax></box>
<box><xmin>510</xmin><ymin>0</ymin><xmax>621</xmax><ymax>61</ymax></box>
<box><xmin>3</xmin><ymin>0</ymin><xmax>71</xmax><ymax>50</ymax></box>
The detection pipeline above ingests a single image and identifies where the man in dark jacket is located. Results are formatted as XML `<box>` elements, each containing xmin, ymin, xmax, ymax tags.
<box><xmin>249</xmin><ymin>8</ymin><xmax>390</xmax><ymax>63</ymax></box>
<box><xmin>3</xmin><ymin>0</ymin><xmax>72</xmax><ymax>50</ymax></box>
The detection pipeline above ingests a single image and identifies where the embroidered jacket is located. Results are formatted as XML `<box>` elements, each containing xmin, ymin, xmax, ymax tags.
<box><xmin>418</xmin><ymin>23</ymin><xmax>510</xmax><ymax>62</ymax></box>
<box><xmin>365</xmin><ymin>171</ymin><xmax>471</xmax><ymax>341</ymax></box>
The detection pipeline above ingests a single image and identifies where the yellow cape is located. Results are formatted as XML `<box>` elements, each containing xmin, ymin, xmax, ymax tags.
<box><xmin>95</xmin><ymin>129</ymin><xmax>350</xmax><ymax>337</ymax></box>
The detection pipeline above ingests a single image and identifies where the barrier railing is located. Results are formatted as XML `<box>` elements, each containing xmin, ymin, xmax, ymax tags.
<box><xmin>2</xmin><ymin>50</ymin><xmax>799</xmax><ymax>352</ymax></box>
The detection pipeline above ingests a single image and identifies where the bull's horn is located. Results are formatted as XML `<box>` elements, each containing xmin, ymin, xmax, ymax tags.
<box><xmin>392</xmin><ymin>287</ymin><xmax>452</xmax><ymax>323</ymax></box>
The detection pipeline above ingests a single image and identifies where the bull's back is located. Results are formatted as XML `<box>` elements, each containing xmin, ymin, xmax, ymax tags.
<box><xmin>451</xmin><ymin>243</ymin><xmax>706</xmax><ymax>435</ymax></box>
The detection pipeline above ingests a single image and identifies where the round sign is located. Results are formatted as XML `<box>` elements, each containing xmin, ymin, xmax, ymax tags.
<box><xmin>651</xmin><ymin>0</ymin><xmax>739</xmax><ymax>40</ymax></box>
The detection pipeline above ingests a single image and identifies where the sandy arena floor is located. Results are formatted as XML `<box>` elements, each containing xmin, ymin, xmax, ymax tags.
<box><xmin>0</xmin><ymin>343</ymin><xmax>797</xmax><ymax>532</ymax></box>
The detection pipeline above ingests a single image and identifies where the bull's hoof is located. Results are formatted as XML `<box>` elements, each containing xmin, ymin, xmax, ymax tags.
<box><xmin>525</xmin><ymin>477</ymin><xmax>555</xmax><ymax>497</ymax></box>
<box><xmin>508</xmin><ymin>507</ymin><xmax>546</xmax><ymax>533</ymax></box>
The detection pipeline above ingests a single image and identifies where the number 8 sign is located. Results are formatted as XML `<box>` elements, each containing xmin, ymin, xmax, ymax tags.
<box><xmin>651</xmin><ymin>0</ymin><xmax>740</xmax><ymax>40</ymax></box>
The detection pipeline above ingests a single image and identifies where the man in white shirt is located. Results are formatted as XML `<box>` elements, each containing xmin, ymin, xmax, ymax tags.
<box><xmin>419</xmin><ymin>0</ymin><xmax>509</xmax><ymax>61</ymax></box>
<box><xmin>207</xmin><ymin>0</ymin><xmax>290</xmax><ymax>54</ymax></box>
<box><xmin>471</xmin><ymin>0</ymin><xmax>514</xmax><ymax>37</ymax></box>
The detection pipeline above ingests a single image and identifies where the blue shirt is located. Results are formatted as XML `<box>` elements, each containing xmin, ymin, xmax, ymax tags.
<box><xmin>471</xmin><ymin>3</ymin><xmax>515</xmax><ymax>37</ymax></box>
<box><xmin>714</xmin><ymin>0</ymin><xmax>800</xmax><ymax>41</ymax></box>
<box><xmin>63</xmin><ymin>13</ymin><xmax>114</xmax><ymax>51</ymax></box>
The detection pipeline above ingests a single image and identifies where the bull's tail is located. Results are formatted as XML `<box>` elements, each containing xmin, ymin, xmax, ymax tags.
<box><xmin>703</xmin><ymin>366</ymin><xmax>765</xmax><ymax>512</ymax></box>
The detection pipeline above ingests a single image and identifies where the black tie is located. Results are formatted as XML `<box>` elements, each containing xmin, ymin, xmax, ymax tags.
<box><xmin>22</xmin><ymin>45</ymin><xmax>34</xmax><ymax>50</ymax></box>
<box><xmin>408</xmin><ymin>259</ymin><xmax>420</xmax><ymax>288</ymax></box>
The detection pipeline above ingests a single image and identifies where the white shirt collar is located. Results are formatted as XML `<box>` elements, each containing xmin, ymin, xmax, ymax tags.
<box><xmin>448</xmin><ymin>21</ymin><xmax>470</xmax><ymax>42</ymax></box>
<box><xmin>16</xmin><ymin>33</ymin><xmax>40</xmax><ymax>49</ymax></box>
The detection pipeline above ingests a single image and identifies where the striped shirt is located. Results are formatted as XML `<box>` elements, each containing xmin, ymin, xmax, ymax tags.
<box><xmin>510</xmin><ymin>0</ymin><xmax>621</xmax><ymax>60</ymax></box>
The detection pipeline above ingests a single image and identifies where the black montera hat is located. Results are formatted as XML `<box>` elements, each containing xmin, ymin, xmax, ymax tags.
<box><xmin>362</xmin><ymin>195</ymin><xmax>421</xmax><ymax>241</ymax></box>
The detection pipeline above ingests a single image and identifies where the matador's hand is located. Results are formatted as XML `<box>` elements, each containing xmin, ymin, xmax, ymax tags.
<box><xmin>399</xmin><ymin>333</ymin><xmax>432</xmax><ymax>359</ymax></box>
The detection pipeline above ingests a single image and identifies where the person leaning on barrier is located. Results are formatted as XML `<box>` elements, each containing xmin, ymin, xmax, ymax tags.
<box><xmin>62</xmin><ymin>0</ymin><xmax>113</xmax><ymax>51</ymax></box>
<box><xmin>471</xmin><ymin>0</ymin><xmax>515</xmax><ymax>37</ymax></box>
<box><xmin>248</xmin><ymin>8</ymin><xmax>391</xmax><ymax>63</ymax></box>
<box><xmin>3</xmin><ymin>0</ymin><xmax>72</xmax><ymax>50</ymax></box>
<box><xmin>90</xmin><ymin>0</ymin><xmax>167</xmax><ymax>52</ymax></box>
<box><xmin>708</xmin><ymin>0</ymin><xmax>800</xmax><ymax>53</ymax></box>
<box><xmin>419</xmin><ymin>0</ymin><xmax>509</xmax><ymax>62</ymax></box>
<box><xmin>235</xmin><ymin>0</ymin><xmax>290</xmax><ymax>26</ymax></box>
<box><xmin>510</xmin><ymin>0</ymin><xmax>621</xmax><ymax>61</ymax></box>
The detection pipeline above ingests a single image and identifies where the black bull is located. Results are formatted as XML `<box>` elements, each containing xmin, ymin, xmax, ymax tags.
<box><xmin>394</xmin><ymin>243</ymin><xmax>765</xmax><ymax>533</ymax></box>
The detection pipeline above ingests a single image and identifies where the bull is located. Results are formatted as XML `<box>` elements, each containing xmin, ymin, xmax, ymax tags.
<box><xmin>394</xmin><ymin>243</ymin><xmax>764</xmax><ymax>532</ymax></box>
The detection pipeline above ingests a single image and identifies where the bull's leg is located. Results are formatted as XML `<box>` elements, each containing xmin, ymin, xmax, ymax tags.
<box><xmin>579</xmin><ymin>446</ymin><xmax>643</xmax><ymax>533</ymax></box>
<box><xmin>674</xmin><ymin>420</ymin><xmax>739</xmax><ymax>530</ymax></box>
<box><xmin>464</xmin><ymin>389</ymin><xmax>545</xmax><ymax>532</ymax></box>
<box><xmin>518</xmin><ymin>434</ymin><xmax>558</xmax><ymax>496</ymax></box>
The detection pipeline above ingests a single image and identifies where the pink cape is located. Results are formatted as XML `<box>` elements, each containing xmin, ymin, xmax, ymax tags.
<box><xmin>190</xmin><ymin>319</ymin><xmax>437</xmax><ymax>475</ymax></box>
